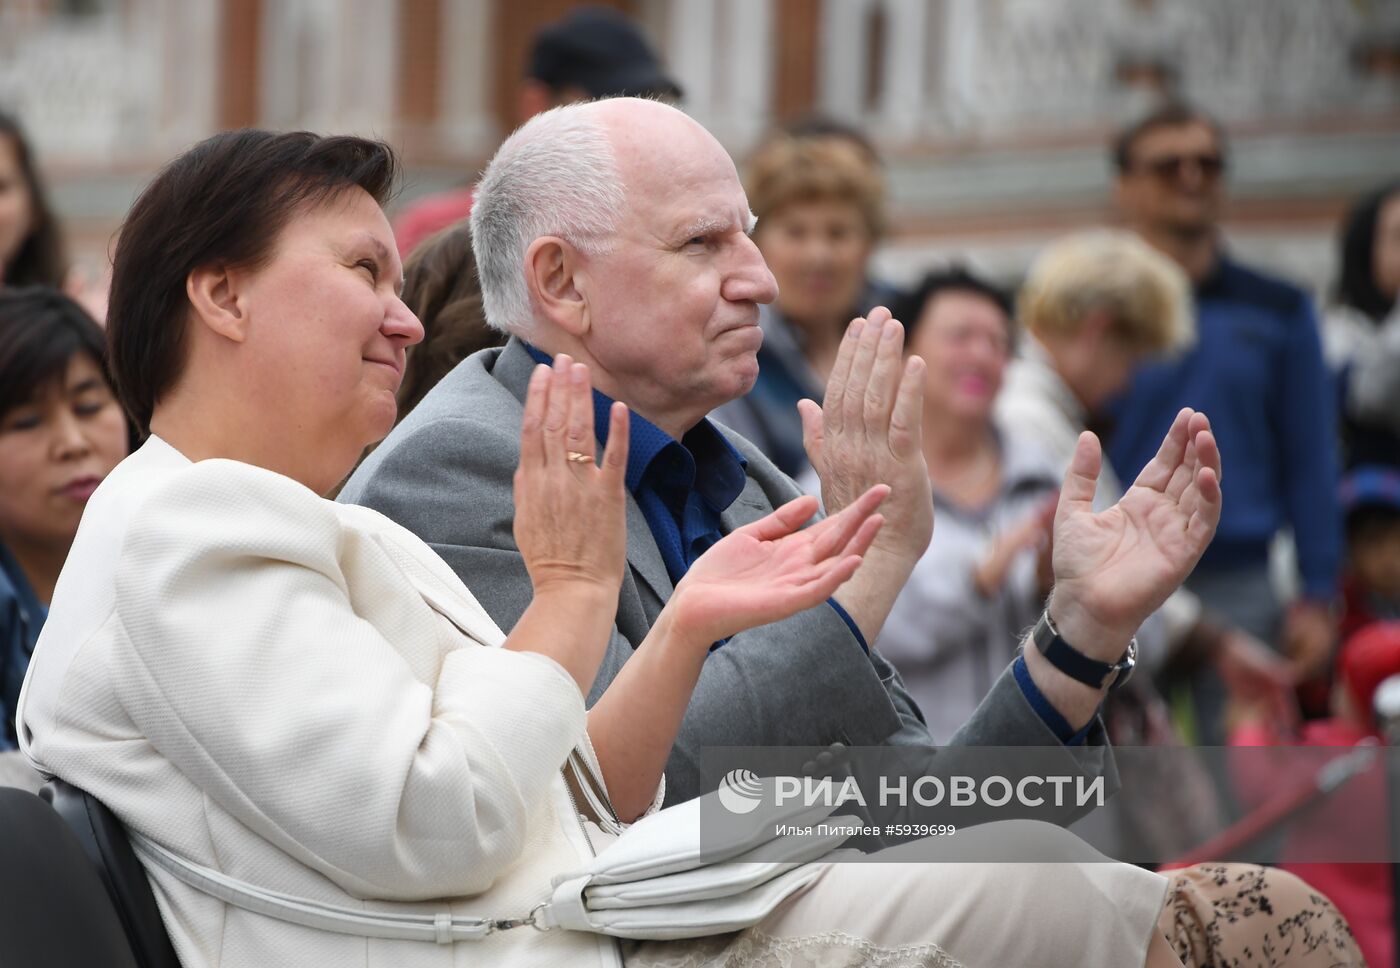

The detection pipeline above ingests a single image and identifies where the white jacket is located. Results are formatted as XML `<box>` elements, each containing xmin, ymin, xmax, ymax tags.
<box><xmin>1324</xmin><ymin>302</ymin><xmax>1400</xmax><ymax>436</ymax></box>
<box><xmin>18</xmin><ymin>436</ymin><xmax>647</xmax><ymax>967</ymax></box>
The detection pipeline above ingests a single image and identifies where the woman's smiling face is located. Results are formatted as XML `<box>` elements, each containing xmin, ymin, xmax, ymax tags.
<box><xmin>908</xmin><ymin>289</ymin><xmax>1012</xmax><ymax>424</ymax></box>
<box><xmin>228</xmin><ymin>187</ymin><xmax>423</xmax><ymax>486</ymax></box>
<box><xmin>757</xmin><ymin>198</ymin><xmax>873</xmax><ymax>329</ymax></box>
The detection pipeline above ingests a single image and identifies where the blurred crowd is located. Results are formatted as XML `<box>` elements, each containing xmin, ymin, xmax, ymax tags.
<box><xmin>2</xmin><ymin>6</ymin><xmax>1399</xmax><ymax>966</ymax></box>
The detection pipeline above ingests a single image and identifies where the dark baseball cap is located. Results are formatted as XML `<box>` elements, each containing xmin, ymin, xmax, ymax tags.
<box><xmin>527</xmin><ymin>6</ymin><xmax>682</xmax><ymax>100</ymax></box>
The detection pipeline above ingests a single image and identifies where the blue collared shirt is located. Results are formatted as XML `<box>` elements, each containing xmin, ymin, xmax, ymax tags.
<box><xmin>523</xmin><ymin>344</ymin><xmax>868</xmax><ymax>652</ymax></box>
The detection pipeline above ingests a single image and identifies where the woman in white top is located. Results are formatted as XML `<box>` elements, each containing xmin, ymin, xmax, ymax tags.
<box><xmin>871</xmin><ymin>269</ymin><xmax>1062</xmax><ymax>742</ymax></box>
<box><xmin>15</xmin><ymin>130</ymin><xmax>1357</xmax><ymax>968</ymax></box>
<box><xmin>1324</xmin><ymin>180</ymin><xmax>1400</xmax><ymax>468</ymax></box>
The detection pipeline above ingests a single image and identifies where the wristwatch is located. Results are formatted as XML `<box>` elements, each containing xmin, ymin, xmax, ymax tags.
<box><xmin>1031</xmin><ymin>609</ymin><xmax>1136</xmax><ymax>691</ymax></box>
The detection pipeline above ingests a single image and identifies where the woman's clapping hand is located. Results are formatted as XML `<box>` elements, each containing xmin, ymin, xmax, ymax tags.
<box><xmin>670</xmin><ymin>486</ymin><xmax>889</xmax><ymax>648</ymax></box>
<box><xmin>513</xmin><ymin>355</ymin><xmax>630</xmax><ymax>599</ymax></box>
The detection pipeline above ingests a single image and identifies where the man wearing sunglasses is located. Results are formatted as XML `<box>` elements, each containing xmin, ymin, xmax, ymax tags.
<box><xmin>1105</xmin><ymin>102</ymin><xmax>1341</xmax><ymax>746</ymax></box>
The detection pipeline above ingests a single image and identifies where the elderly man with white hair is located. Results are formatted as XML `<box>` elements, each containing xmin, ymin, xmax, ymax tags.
<box><xmin>343</xmin><ymin>98</ymin><xmax>1206</xmax><ymax>816</ymax></box>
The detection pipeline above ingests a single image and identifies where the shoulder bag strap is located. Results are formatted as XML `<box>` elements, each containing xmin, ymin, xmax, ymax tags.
<box><xmin>128</xmin><ymin>831</ymin><xmax>543</xmax><ymax>944</ymax></box>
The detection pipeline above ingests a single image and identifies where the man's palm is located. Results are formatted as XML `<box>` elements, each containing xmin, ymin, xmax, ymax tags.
<box><xmin>1051</xmin><ymin>409</ymin><xmax>1222</xmax><ymax>645</ymax></box>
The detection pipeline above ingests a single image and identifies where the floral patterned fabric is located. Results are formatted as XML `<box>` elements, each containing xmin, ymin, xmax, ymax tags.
<box><xmin>1160</xmin><ymin>864</ymin><xmax>1365</xmax><ymax>968</ymax></box>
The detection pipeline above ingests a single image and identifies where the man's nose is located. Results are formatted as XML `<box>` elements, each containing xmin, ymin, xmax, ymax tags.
<box><xmin>724</xmin><ymin>235</ymin><xmax>779</xmax><ymax>305</ymax></box>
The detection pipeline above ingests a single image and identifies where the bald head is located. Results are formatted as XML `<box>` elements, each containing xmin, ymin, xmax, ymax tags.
<box><xmin>597</xmin><ymin>98</ymin><xmax>753</xmax><ymax>225</ymax></box>
<box><xmin>586</xmin><ymin>93</ymin><xmax>696</xmax><ymax>128</ymax></box>
<box><xmin>472</xmin><ymin>97</ymin><xmax>775</xmax><ymax>434</ymax></box>
<box><xmin>470</xmin><ymin>98</ymin><xmax>747</xmax><ymax>337</ymax></box>
<box><xmin>590</xmin><ymin>97</ymin><xmax>725</xmax><ymax>171</ymax></box>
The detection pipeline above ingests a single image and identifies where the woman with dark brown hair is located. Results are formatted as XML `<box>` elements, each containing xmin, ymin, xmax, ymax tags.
<box><xmin>0</xmin><ymin>288</ymin><xmax>128</xmax><ymax>752</ymax></box>
<box><xmin>0</xmin><ymin>112</ymin><xmax>67</xmax><ymax>289</ymax></box>
<box><xmin>15</xmin><ymin>128</ymin><xmax>888</xmax><ymax>968</ymax></box>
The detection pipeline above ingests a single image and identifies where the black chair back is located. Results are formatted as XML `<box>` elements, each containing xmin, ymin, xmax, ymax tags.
<box><xmin>40</xmin><ymin>779</ymin><xmax>183</xmax><ymax>968</ymax></box>
<box><xmin>0</xmin><ymin>785</ymin><xmax>142</xmax><ymax>967</ymax></box>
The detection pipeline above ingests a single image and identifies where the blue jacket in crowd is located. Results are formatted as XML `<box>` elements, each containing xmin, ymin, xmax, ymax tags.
<box><xmin>0</xmin><ymin>542</ymin><xmax>44</xmax><ymax>750</ymax></box>
<box><xmin>1107</xmin><ymin>253</ymin><xmax>1342</xmax><ymax>602</ymax></box>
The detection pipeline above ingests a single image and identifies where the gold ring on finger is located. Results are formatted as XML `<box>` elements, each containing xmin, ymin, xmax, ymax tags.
<box><xmin>566</xmin><ymin>451</ymin><xmax>595</xmax><ymax>464</ymax></box>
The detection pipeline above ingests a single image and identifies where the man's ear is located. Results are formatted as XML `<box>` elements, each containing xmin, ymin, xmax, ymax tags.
<box><xmin>185</xmin><ymin>263</ymin><xmax>249</xmax><ymax>342</ymax></box>
<box><xmin>525</xmin><ymin>236</ymin><xmax>590</xmax><ymax>338</ymax></box>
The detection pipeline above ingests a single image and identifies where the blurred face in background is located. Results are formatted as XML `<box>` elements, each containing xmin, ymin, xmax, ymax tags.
<box><xmin>1351</xmin><ymin>524</ymin><xmax>1400</xmax><ymax>602</ymax></box>
<box><xmin>908</xmin><ymin>289</ymin><xmax>1012</xmax><ymax>425</ymax></box>
<box><xmin>1072</xmin><ymin>312</ymin><xmax>1147</xmax><ymax>412</ymax></box>
<box><xmin>756</xmin><ymin>198</ymin><xmax>873</xmax><ymax>329</ymax></box>
<box><xmin>0</xmin><ymin>133</ymin><xmax>35</xmax><ymax>277</ymax></box>
<box><xmin>1373</xmin><ymin>192</ymin><xmax>1400</xmax><ymax>307</ymax></box>
<box><xmin>1116</xmin><ymin>121</ymin><xmax>1225</xmax><ymax>237</ymax></box>
<box><xmin>0</xmin><ymin>353</ymin><xmax>128</xmax><ymax>555</ymax></box>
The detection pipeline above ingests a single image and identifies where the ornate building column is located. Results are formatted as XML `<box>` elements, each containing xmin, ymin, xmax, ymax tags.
<box><xmin>665</xmin><ymin>0</ymin><xmax>773</xmax><ymax>150</ymax></box>
<box><xmin>818</xmin><ymin>0</ymin><xmax>928</xmax><ymax>140</ymax></box>
<box><xmin>130</xmin><ymin>0</ymin><xmax>220</xmax><ymax>151</ymax></box>
<box><xmin>258</xmin><ymin>0</ymin><xmax>399</xmax><ymax>136</ymax></box>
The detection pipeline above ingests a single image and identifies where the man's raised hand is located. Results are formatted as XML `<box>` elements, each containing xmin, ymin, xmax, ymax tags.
<box><xmin>798</xmin><ymin>307</ymin><xmax>933</xmax><ymax>564</ymax></box>
<box><xmin>1047</xmin><ymin>408</ymin><xmax>1223</xmax><ymax>661</ymax></box>
<box><xmin>795</xmin><ymin>309</ymin><xmax>935</xmax><ymax>642</ymax></box>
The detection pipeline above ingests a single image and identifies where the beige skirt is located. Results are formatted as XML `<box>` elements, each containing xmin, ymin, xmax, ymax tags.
<box><xmin>621</xmin><ymin>819</ymin><xmax>1169</xmax><ymax>968</ymax></box>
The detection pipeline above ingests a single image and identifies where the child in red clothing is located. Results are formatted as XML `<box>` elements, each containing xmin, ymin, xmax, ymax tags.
<box><xmin>1228</xmin><ymin>470</ymin><xmax>1400</xmax><ymax>965</ymax></box>
<box><xmin>1298</xmin><ymin>466</ymin><xmax>1400</xmax><ymax>719</ymax></box>
<box><xmin>1231</xmin><ymin>622</ymin><xmax>1400</xmax><ymax>968</ymax></box>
